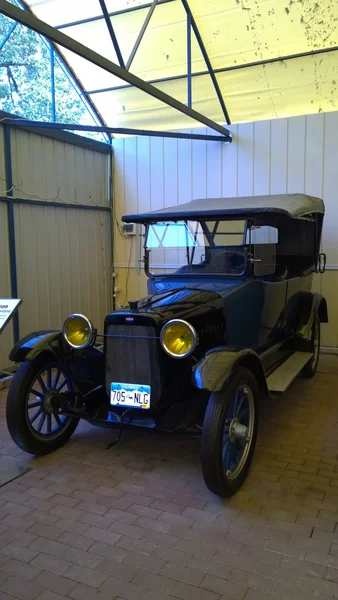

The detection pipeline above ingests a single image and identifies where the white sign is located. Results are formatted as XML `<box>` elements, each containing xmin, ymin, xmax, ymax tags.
<box><xmin>0</xmin><ymin>299</ymin><xmax>22</xmax><ymax>333</ymax></box>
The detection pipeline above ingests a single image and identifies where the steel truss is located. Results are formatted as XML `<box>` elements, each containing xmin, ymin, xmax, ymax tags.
<box><xmin>0</xmin><ymin>0</ymin><xmax>232</xmax><ymax>142</ymax></box>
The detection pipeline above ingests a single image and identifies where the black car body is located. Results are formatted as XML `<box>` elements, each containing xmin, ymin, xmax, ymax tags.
<box><xmin>7</xmin><ymin>193</ymin><xmax>328</xmax><ymax>496</ymax></box>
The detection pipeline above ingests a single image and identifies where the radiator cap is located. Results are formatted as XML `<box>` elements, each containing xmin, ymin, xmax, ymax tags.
<box><xmin>128</xmin><ymin>300</ymin><xmax>138</xmax><ymax>310</ymax></box>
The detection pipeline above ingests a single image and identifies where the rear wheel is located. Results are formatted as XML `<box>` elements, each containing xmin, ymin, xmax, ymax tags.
<box><xmin>200</xmin><ymin>367</ymin><xmax>259</xmax><ymax>497</ymax></box>
<box><xmin>303</xmin><ymin>315</ymin><xmax>320</xmax><ymax>378</ymax></box>
<box><xmin>6</xmin><ymin>352</ymin><xmax>79</xmax><ymax>455</ymax></box>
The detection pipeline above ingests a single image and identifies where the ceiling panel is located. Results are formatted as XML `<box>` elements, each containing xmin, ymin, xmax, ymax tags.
<box><xmin>5</xmin><ymin>0</ymin><xmax>338</xmax><ymax>132</ymax></box>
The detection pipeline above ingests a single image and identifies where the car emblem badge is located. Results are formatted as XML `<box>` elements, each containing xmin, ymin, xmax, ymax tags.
<box><xmin>126</xmin><ymin>317</ymin><xmax>134</xmax><ymax>322</ymax></box>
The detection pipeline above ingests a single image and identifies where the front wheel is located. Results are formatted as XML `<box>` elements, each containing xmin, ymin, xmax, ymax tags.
<box><xmin>6</xmin><ymin>352</ymin><xmax>79</xmax><ymax>455</ymax></box>
<box><xmin>200</xmin><ymin>367</ymin><xmax>259</xmax><ymax>497</ymax></box>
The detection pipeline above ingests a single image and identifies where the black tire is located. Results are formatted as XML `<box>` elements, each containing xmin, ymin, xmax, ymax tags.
<box><xmin>303</xmin><ymin>314</ymin><xmax>320</xmax><ymax>378</ymax></box>
<box><xmin>6</xmin><ymin>352</ymin><xmax>79</xmax><ymax>455</ymax></box>
<box><xmin>200</xmin><ymin>367</ymin><xmax>259</xmax><ymax>497</ymax></box>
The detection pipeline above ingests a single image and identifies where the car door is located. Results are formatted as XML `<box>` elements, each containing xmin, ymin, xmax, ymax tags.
<box><xmin>251</xmin><ymin>225</ymin><xmax>288</xmax><ymax>366</ymax></box>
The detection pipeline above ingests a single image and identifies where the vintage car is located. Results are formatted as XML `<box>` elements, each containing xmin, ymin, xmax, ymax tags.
<box><xmin>6</xmin><ymin>194</ymin><xmax>327</xmax><ymax>496</ymax></box>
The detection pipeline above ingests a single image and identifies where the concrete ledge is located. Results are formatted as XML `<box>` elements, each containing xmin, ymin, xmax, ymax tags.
<box><xmin>321</xmin><ymin>346</ymin><xmax>338</xmax><ymax>355</ymax></box>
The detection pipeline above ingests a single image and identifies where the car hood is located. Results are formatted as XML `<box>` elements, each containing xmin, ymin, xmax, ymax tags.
<box><xmin>148</xmin><ymin>277</ymin><xmax>243</xmax><ymax>298</ymax></box>
<box><xmin>136</xmin><ymin>287</ymin><xmax>223</xmax><ymax>322</ymax></box>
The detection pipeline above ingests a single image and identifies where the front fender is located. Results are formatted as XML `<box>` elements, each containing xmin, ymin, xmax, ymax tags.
<box><xmin>192</xmin><ymin>346</ymin><xmax>268</xmax><ymax>395</ymax></box>
<box><xmin>9</xmin><ymin>332</ymin><xmax>105</xmax><ymax>401</ymax></box>
<box><xmin>9</xmin><ymin>331</ymin><xmax>64</xmax><ymax>362</ymax></box>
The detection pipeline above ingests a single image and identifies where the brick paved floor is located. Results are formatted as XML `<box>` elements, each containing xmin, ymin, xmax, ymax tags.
<box><xmin>0</xmin><ymin>354</ymin><xmax>338</xmax><ymax>600</ymax></box>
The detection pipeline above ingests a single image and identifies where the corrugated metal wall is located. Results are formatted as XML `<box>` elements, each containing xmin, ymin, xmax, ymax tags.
<box><xmin>112</xmin><ymin>112</ymin><xmax>338</xmax><ymax>348</ymax></box>
<box><xmin>0</xmin><ymin>126</ymin><xmax>112</xmax><ymax>371</ymax></box>
<box><xmin>10</xmin><ymin>129</ymin><xmax>109</xmax><ymax>205</ymax></box>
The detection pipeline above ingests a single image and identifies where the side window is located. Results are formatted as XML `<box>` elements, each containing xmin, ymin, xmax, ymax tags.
<box><xmin>250</xmin><ymin>226</ymin><xmax>278</xmax><ymax>244</ymax></box>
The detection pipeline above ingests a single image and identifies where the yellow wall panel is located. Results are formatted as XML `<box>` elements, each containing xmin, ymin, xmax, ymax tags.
<box><xmin>0</xmin><ymin>127</ymin><xmax>112</xmax><ymax>370</ymax></box>
<box><xmin>10</xmin><ymin>129</ymin><xmax>109</xmax><ymax>207</ymax></box>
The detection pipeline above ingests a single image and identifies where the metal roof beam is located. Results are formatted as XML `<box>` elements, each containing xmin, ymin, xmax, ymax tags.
<box><xmin>0</xmin><ymin>0</ymin><xmax>231</xmax><ymax>139</ymax></box>
<box><xmin>0</xmin><ymin>117</ymin><xmax>232</xmax><ymax>142</ymax></box>
<box><xmin>181</xmin><ymin>0</ymin><xmax>230</xmax><ymax>125</ymax></box>
<box><xmin>187</xmin><ymin>12</ymin><xmax>192</xmax><ymax>108</ymax></box>
<box><xmin>0</xmin><ymin>21</ymin><xmax>18</xmax><ymax>51</ymax></box>
<box><xmin>87</xmin><ymin>72</ymin><xmax>189</xmax><ymax>94</ymax></box>
<box><xmin>126</xmin><ymin>0</ymin><xmax>158</xmax><ymax>70</ymax></box>
<box><xmin>56</xmin><ymin>0</ymin><xmax>175</xmax><ymax>30</ymax></box>
<box><xmin>50</xmin><ymin>44</ymin><xmax>55</xmax><ymax>121</ymax></box>
<box><xmin>98</xmin><ymin>0</ymin><xmax>125</xmax><ymax>69</ymax></box>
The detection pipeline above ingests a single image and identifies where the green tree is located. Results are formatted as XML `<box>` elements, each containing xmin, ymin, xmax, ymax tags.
<box><xmin>0</xmin><ymin>7</ymin><xmax>106</xmax><ymax>142</ymax></box>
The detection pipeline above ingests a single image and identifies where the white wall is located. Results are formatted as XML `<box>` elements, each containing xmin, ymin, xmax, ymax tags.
<box><xmin>112</xmin><ymin>112</ymin><xmax>338</xmax><ymax>348</ymax></box>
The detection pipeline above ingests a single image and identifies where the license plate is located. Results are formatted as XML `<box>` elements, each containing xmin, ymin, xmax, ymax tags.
<box><xmin>110</xmin><ymin>382</ymin><xmax>151</xmax><ymax>410</ymax></box>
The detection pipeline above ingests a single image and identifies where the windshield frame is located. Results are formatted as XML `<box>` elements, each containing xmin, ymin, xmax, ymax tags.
<box><xmin>143</xmin><ymin>219</ymin><xmax>250</xmax><ymax>279</ymax></box>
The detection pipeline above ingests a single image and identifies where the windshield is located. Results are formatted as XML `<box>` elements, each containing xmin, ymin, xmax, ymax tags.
<box><xmin>145</xmin><ymin>219</ymin><xmax>248</xmax><ymax>277</ymax></box>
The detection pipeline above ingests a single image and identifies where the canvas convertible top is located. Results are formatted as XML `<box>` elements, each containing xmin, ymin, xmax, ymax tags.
<box><xmin>123</xmin><ymin>193</ymin><xmax>325</xmax><ymax>224</ymax></box>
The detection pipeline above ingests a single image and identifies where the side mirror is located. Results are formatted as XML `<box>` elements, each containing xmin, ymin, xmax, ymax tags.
<box><xmin>318</xmin><ymin>253</ymin><xmax>326</xmax><ymax>273</ymax></box>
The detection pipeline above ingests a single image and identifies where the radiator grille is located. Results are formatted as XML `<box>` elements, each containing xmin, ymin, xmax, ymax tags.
<box><xmin>105</xmin><ymin>324</ymin><xmax>161</xmax><ymax>403</ymax></box>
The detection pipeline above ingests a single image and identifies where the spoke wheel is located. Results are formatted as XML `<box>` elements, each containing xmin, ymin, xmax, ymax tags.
<box><xmin>303</xmin><ymin>315</ymin><xmax>320</xmax><ymax>378</ymax></box>
<box><xmin>222</xmin><ymin>385</ymin><xmax>255</xmax><ymax>480</ymax></box>
<box><xmin>201</xmin><ymin>367</ymin><xmax>259</xmax><ymax>497</ymax></box>
<box><xmin>7</xmin><ymin>352</ymin><xmax>79</xmax><ymax>455</ymax></box>
<box><xmin>26</xmin><ymin>364</ymin><xmax>72</xmax><ymax>440</ymax></box>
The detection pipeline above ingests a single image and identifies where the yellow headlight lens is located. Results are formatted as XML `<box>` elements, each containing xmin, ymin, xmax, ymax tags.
<box><xmin>63</xmin><ymin>314</ymin><xmax>93</xmax><ymax>349</ymax></box>
<box><xmin>161</xmin><ymin>319</ymin><xmax>197</xmax><ymax>358</ymax></box>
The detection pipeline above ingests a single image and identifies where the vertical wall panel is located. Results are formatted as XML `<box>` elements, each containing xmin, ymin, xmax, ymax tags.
<box><xmin>206</xmin><ymin>130</ymin><xmax>222</xmax><ymax>198</ymax></box>
<box><xmin>113</xmin><ymin>138</ymin><xmax>126</xmax><ymax>276</ymax></box>
<box><xmin>10</xmin><ymin>129</ymin><xmax>109</xmax><ymax>206</ymax></box>
<box><xmin>123</xmin><ymin>137</ymin><xmax>139</xmax><ymax>304</ymax></box>
<box><xmin>136</xmin><ymin>137</ymin><xmax>151</xmax><ymax>298</ymax></box>
<box><xmin>305</xmin><ymin>114</ymin><xmax>324</xmax><ymax>199</ymax></box>
<box><xmin>112</xmin><ymin>112</ymin><xmax>338</xmax><ymax>348</ymax></box>
<box><xmin>221</xmin><ymin>124</ymin><xmax>238</xmax><ymax>197</ymax></box>
<box><xmin>14</xmin><ymin>204</ymin><xmax>111</xmax><ymax>337</ymax></box>
<box><xmin>0</xmin><ymin>125</ymin><xmax>14</xmax><ymax>371</ymax></box>
<box><xmin>150</xmin><ymin>137</ymin><xmax>164</xmax><ymax>212</ymax></box>
<box><xmin>178</xmin><ymin>135</ymin><xmax>192</xmax><ymax>204</ymax></box>
<box><xmin>192</xmin><ymin>128</ymin><xmax>207</xmax><ymax>200</ymax></box>
<box><xmin>0</xmin><ymin>203</ymin><xmax>13</xmax><ymax>373</ymax></box>
<box><xmin>253</xmin><ymin>121</ymin><xmax>270</xmax><ymax>196</ymax></box>
<box><xmin>237</xmin><ymin>123</ymin><xmax>254</xmax><ymax>197</ymax></box>
<box><xmin>287</xmin><ymin>116</ymin><xmax>306</xmax><ymax>193</ymax></box>
<box><xmin>270</xmin><ymin>119</ymin><xmax>287</xmax><ymax>194</ymax></box>
<box><xmin>322</xmin><ymin>112</ymin><xmax>338</xmax><ymax>265</ymax></box>
<box><xmin>164</xmin><ymin>138</ymin><xmax>178</xmax><ymax>208</ymax></box>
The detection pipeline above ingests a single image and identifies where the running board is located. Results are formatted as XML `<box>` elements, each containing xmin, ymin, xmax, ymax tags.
<box><xmin>267</xmin><ymin>352</ymin><xmax>313</xmax><ymax>394</ymax></box>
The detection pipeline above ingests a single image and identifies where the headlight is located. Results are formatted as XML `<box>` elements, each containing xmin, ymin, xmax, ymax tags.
<box><xmin>160</xmin><ymin>319</ymin><xmax>197</xmax><ymax>359</ymax></box>
<box><xmin>62</xmin><ymin>314</ymin><xmax>94</xmax><ymax>349</ymax></box>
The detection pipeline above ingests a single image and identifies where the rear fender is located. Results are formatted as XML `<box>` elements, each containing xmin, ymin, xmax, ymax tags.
<box><xmin>298</xmin><ymin>293</ymin><xmax>328</xmax><ymax>341</ymax></box>
<box><xmin>192</xmin><ymin>347</ymin><xmax>268</xmax><ymax>396</ymax></box>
